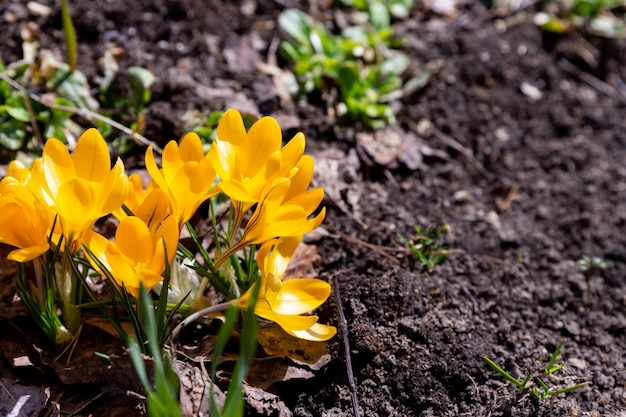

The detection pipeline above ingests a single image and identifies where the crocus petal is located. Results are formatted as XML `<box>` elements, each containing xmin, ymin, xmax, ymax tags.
<box><xmin>82</xmin><ymin>230</ymin><xmax>111</xmax><ymax>275</ymax></box>
<box><xmin>145</xmin><ymin>146</ymin><xmax>167</xmax><ymax>191</ymax></box>
<box><xmin>57</xmin><ymin>179</ymin><xmax>97</xmax><ymax>240</ymax></box>
<box><xmin>216</xmin><ymin>108</ymin><xmax>247</xmax><ymax>146</ymax></box>
<box><xmin>41</xmin><ymin>138</ymin><xmax>75</xmax><ymax>196</ymax></box>
<box><xmin>97</xmin><ymin>159</ymin><xmax>129</xmax><ymax>215</ymax></box>
<box><xmin>179</xmin><ymin>132</ymin><xmax>204</xmax><ymax>162</ymax></box>
<box><xmin>271</xmin><ymin>278</ymin><xmax>331</xmax><ymax>315</ymax></box>
<box><xmin>253</xmin><ymin>301</ymin><xmax>319</xmax><ymax>331</ymax></box>
<box><xmin>72</xmin><ymin>128</ymin><xmax>111</xmax><ymax>181</ymax></box>
<box><xmin>116</xmin><ymin>217</ymin><xmax>154</xmax><ymax>264</ymax></box>
<box><xmin>7</xmin><ymin>243</ymin><xmax>50</xmax><ymax>263</ymax></box>
<box><xmin>242</xmin><ymin>116</ymin><xmax>282</xmax><ymax>175</ymax></box>
<box><xmin>285</xmin><ymin>323</ymin><xmax>337</xmax><ymax>341</ymax></box>
<box><xmin>135</xmin><ymin>188</ymin><xmax>171</xmax><ymax>233</ymax></box>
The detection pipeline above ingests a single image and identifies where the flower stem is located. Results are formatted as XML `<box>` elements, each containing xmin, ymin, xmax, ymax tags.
<box><xmin>171</xmin><ymin>300</ymin><xmax>236</xmax><ymax>340</ymax></box>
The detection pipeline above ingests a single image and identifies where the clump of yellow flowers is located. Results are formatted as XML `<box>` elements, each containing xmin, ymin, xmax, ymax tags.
<box><xmin>0</xmin><ymin>109</ymin><xmax>336</xmax><ymax>346</ymax></box>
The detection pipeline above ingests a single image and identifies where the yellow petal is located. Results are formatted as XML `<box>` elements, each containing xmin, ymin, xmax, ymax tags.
<box><xmin>72</xmin><ymin>128</ymin><xmax>111</xmax><ymax>181</ymax></box>
<box><xmin>216</xmin><ymin>109</ymin><xmax>247</xmax><ymax>146</ymax></box>
<box><xmin>7</xmin><ymin>243</ymin><xmax>50</xmax><ymax>263</ymax></box>
<box><xmin>217</xmin><ymin>180</ymin><xmax>258</xmax><ymax>203</ymax></box>
<box><xmin>57</xmin><ymin>179</ymin><xmax>97</xmax><ymax>240</ymax></box>
<box><xmin>116</xmin><ymin>217</ymin><xmax>154</xmax><ymax>263</ymax></box>
<box><xmin>253</xmin><ymin>301</ymin><xmax>319</xmax><ymax>331</ymax></box>
<box><xmin>286</xmin><ymin>323</ymin><xmax>337</xmax><ymax>341</ymax></box>
<box><xmin>41</xmin><ymin>138</ymin><xmax>75</xmax><ymax>196</ymax></box>
<box><xmin>160</xmin><ymin>140</ymin><xmax>185</xmax><ymax>184</ymax></box>
<box><xmin>280</xmin><ymin>133</ymin><xmax>306</xmax><ymax>174</ymax></box>
<box><xmin>97</xmin><ymin>159</ymin><xmax>129</xmax><ymax>215</ymax></box>
<box><xmin>284</xmin><ymin>155</ymin><xmax>314</xmax><ymax>200</ymax></box>
<box><xmin>82</xmin><ymin>230</ymin><xmax>112</xmax><ymax>274</ymax></box>
<box><xmin>179</xmin><ymin>132</ymin><xmax>204</xmax><ymax>162</ymax></box>
<box><xmin>135</xmin><ymin>188</ymin><xmax>171</xmax><ymax>232</ymax></box>
<box><xmin>145</xmin><ymin>146</ymin><xmax>167</xmax><ymax>191</ymax></box>
<box><xmin>271</xmin><ymin>278</ymin><xmax>331</xmax><ymax>315</ymax></box>
<box><xmin>242</xmin><ymin>116</ymin><xmax>282</xmax><ymax>175</ymax></box>
<box><xmin>146</xmin><ymin>216</ymin><xmax>179</xmax><ymax>272</ymax></box>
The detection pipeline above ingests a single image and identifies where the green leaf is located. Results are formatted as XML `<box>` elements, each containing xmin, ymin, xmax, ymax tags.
<box><xmin>279</xmin><ymin>9</ymin><xmax>313</xmax><ymax>48</ymax></box>
<box><xmin>5</xmin><ymin>96</ymin><xmax>31</xmax><ymax>122</ymax></box>
<box><xmin>0</xmin><ymin>118</ymin><xmax>27</xmax><ymax>150</ymax></box>
<box><xmin>61</xmin><ymin>0</ymin><xmax>77</xmax><ymax>72</ymax></box>
<box><xmin>128</xmin><ymin>66</ymin><xmax>155</xmax><ymax>113</ymax></box>
<box><xmin>369</xmin><ymin>1</ymin><xmax>391</xmax><ymax>31</ymax></box>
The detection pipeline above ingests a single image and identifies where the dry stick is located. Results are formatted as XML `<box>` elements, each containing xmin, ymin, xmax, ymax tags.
<box><xmin>0</xmin><ymin>72</ymin><xmax>163</xmax><ymax>153</ymax></box>
<box><xmin>326</xmin><ymin>228</ymin><xmax>406</xmax><ymax>265</ymax></box>
<box><xmin>401</xmin><ymin>115</ymin><xmax>494</xmax><ymax>183</ymax></box>
<box><xmin>333</xmin><ymin>275</ymin><xmax>361</xmax><ymax>417</ymax></box>
<box><xmin>557</xmin><ymin>58</ymin><xmax>626</xmax><ymax>103</ymax></box>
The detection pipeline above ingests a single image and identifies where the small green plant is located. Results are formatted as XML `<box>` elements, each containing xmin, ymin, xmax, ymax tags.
<box><xmin>398</xmin><ymin>219</ymin><xmax>449</xmax><ymax>272</ymax></box>
<box><xmin>577</xmin><ymin>255</ymin><xmax>606</xmax><ymax>306</ymax></box>
<box><xmin>483</xmin><ymin>342</ymin><xmax>589</xmax><ymax>399</ymax></box>
<box><xmin>279</xmin><ymin>7</ymin><xmax>425</xmax><ymax>130</ymax></box>
<box><xmin>521</xmin><ymin>0</ymin><xmax>626</xmax><ymax>37</ymax></box>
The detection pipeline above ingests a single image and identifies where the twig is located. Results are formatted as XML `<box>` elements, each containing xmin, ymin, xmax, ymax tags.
<box><xmin>326</xmin><ymin>228</ymin><xmax>405</xmax><ymax>265</ymax></box>
<box><xmin>0</xmin><ymin>72</ymin><xmax>162</xmax><ymax>153</ymax></box>
<box><xmin>401</xmin><ymin>115</ymin><xmax>494</xmax><ymax>182</ymax></box>
<box><xmin>332</xmin><ymin>275</ymin><xmax>360</xmax><ymax>417</ymax></box>
<box><xmin>557</xmin><ymin>58</ymin><xmax>626</xmax><ymax>103</ymax></box>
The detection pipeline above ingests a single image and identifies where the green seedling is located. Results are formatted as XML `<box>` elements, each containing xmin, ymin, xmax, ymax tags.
<box><xmin>483</xmin><ymin>342</ymin><xmax>589</xmax><ymax>399</ymax></box>
<box><xmin>577</xmin><ymin>255</ymin><xmax>606</xmax><ymax>306</ymax></box>
<box><xmin>398</xmin><ymin>219</ymin><xmax>449</xmax><ymax>272</ymax></box>
<box><xmin>279</xmin><ymin>8</ymin><xmax>427</xmax><ymax>130</ymax></box>
<box><xmin>339</xmin><ymin>0</ymin><xmax>415</xmax><ymax>21</ymax></box>
<box><xmin>528</xmin><ymin>0</ymin><xmax>626</xmax><ymax>38</ymax></box>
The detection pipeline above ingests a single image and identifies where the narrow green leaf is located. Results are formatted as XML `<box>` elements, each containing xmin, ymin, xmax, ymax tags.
<box><xmin>61</xmin><ymin>0</ymin><xmax>77</xmax><ymax>72</ymax></box>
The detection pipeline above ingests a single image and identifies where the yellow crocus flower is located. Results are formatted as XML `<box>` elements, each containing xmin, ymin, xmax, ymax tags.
<box><xmin>0</xmin><ymin>181</ymin><xmax>51</xmax><ymax>262</ymax></box>
<box><xmin>145</xmin><ymin>132</ymin><xmax>217</xmax><ymax>227</ymax></box>
<box><xmin>214</xmin><ymin>155</ymin><xmax>325</xmax><ymax>266</ymax></box>
<box><xmin>210</xmin><ymin>109</ymin><xmax>305</xmax><ymax>234</ymax></box>
<box><xmin>211</xmin><ymin>109</ymin><xmax>305</xmax><ymax>204</ymax></box>
<box><xmin>29</xmin><ymin>128</ymin><xmax>129</xmax><ymax>250</ymax></box>
<box><xmin>83</xmin><ymin>188</ymin><xmax>179</xmax><ymax>298</ymax></box>
<box><xmin>237</xmin><ymin>238</ymin><xmax>336</xmax><ymax>341</ymax></box>
<box><xmin>113</xmin><ymin>173</ymin><xmax>153</xmax><ymax>220</ymax></box>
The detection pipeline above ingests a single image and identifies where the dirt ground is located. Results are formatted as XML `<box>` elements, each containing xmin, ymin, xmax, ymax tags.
<box><xmin>1</xmin><ymin>0</ymin><xmax>626</xmax><ymax>416</ymax></box>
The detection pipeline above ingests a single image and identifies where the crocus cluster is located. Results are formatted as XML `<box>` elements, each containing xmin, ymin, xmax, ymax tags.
<box><xmin>0</xmin><ymin>109</ymin><xmax>335</xmax><ymax>343</ymax></box>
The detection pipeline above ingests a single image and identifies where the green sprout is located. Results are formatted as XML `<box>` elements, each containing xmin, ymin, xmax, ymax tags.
<box><xmin>398</xmin><ymin>219</ymin><xmax>449</xmax><ymax>272</ymax></box>
<box><xmin>483</xmin><ymin>342</ymin><xmax>589</xmax><ymax>399</ymax></box>
<box><xmin>577</xmin><ymin>255</ymin><xmax>607</xmax><ymax>306</ymax></box>
<box><xmin>278</xmin><ymin>8</ymin><xmax>426</xmax><ymax>130</ymax></box>
<box><xmin>523</xmin><ymin>0</ymin><xmax>626</xmax><ymax>38</ymax></box>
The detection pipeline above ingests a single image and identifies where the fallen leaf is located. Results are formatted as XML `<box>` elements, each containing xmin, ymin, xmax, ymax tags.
<box><xmin>243</xmin><ymin>384</ymin><xmax>292</xmax><ymax>417</ymax></box>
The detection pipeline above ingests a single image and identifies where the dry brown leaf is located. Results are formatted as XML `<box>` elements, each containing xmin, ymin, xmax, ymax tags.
<box><xmin>257</xmin><ymin>322</ymin><xmax>331</xmax><ymax>369</ymax></box>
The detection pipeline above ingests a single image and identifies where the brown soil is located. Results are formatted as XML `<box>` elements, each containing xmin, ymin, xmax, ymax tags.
<box><xmin>1</xmin><ymin>0</ymin><xmax>626</xmax><ymax>416</ymax></box>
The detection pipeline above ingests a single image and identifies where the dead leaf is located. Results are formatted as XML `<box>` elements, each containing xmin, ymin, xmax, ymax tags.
<box><xmin>283</xmin><ymin>242</ymin><xmax>321</xmax><ymax>280</ymax></box>
<box><xmin>243</xmin><ymin>384</ymin><xmax>292</xmax><ymax>417</ymax></box>
<box><xmin>257</xmin><ymin>322</ymin><xmax>331</xmax><ymax>370</ymax></box>
<box><xmin>312</xmin><ymin>147</ymin><xmax>364</xmax><ymax>226</ymax></box>
<box><xmin>356</xmin><ymin>125</ymin><xmax>443</xmax><ymax>171</ymax></box>
<box><xmin>175</xmin><ymin>358</ymin><xmax>211</xmax><ymax>417</ymax></box>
